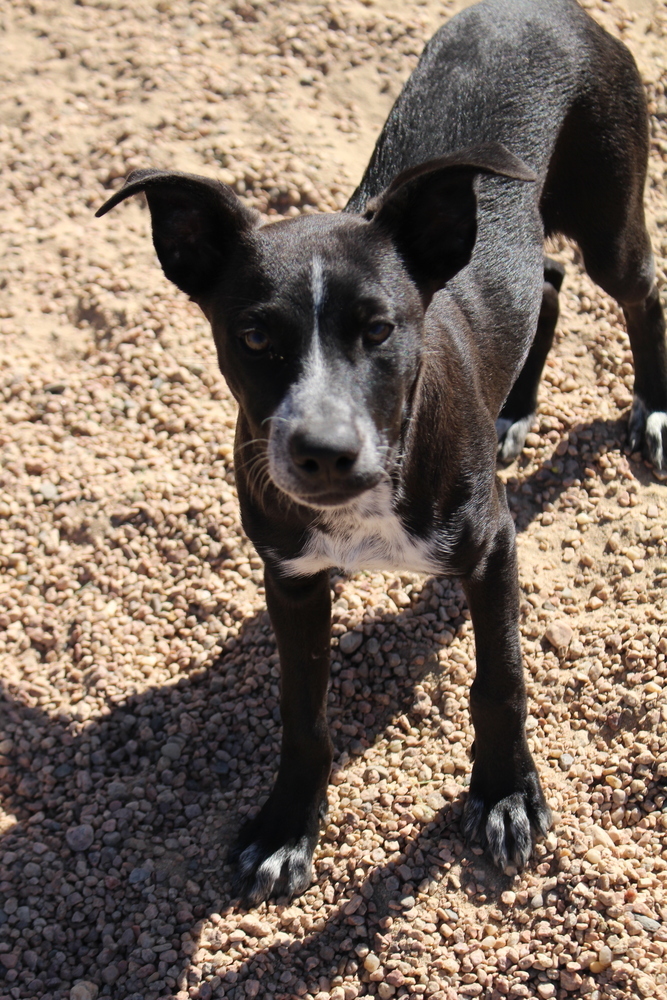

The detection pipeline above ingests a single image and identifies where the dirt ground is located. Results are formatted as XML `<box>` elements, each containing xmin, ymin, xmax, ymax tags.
<box><xmin>1</xmin><ymin>1</ymin><xmax>667</xmax><ymax>999</ymax></box>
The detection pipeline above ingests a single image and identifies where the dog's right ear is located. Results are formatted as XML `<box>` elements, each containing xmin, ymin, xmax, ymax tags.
<box><xmin>96</xmin><ymin>169</ymin><xmax>260</xmax><ymax>301</ymax></box>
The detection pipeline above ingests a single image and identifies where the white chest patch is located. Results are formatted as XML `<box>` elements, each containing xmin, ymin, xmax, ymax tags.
<box><xmin>279</xmin><ymin>484</ymin><xmax>446</xmax><ymax>577</ymax></box>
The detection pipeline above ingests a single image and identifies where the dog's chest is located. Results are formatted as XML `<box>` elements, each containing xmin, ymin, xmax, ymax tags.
<box><xmin>279</xmin><ymin>487</ymin><xmax>445</xmax><ymax>577</ymax></box>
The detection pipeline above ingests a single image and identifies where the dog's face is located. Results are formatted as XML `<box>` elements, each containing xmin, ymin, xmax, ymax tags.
<box><xmin>209</xmin><ymin>213</ymin><xmax>426</xmax><ymax>508</ymax></box>
<box><xmin>96</xmin><ymin>146</ymin><xmax>534</xmax><ymax>508</ymax></box>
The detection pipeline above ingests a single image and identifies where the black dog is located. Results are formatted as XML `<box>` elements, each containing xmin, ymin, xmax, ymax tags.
<box><xmin>97</xmin><ymin>0</ymin><xmax>667</xmax><ymax>904</ymax></box>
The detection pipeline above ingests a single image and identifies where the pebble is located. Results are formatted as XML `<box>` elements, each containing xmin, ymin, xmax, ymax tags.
<box><xmin>544</xmin><ymin>620</ymin><xmax>574</xmax><ymax>651</ymax></box>
<box><xmin>70</xmin><ymin>983</ymin><xmax>99</xmax><ymax>1000</ymax></box>
<box><xmin>128</xmin><ymin>866</ymin><xmax>151</xmax><ymax>884</ymax></box>
<box><xmin>65</xmin><ymin>825</ymin><xmax>95</xmax><ymax>852</ymax></box>
<box><xmin>239</xmin><ymin>915</ymin><xmax>272</xmax><ymax>937</ymax></box>
<box><xmin>339</xmin><ymin>630</ymin><xmax>364</xmax><ymax>654</ymax></box>
<box><xmin>591</xmin><ymin>825</ymin><xmax>615</xmax><ymax>849</ymax></box>
<box><xmin>100</xmin><ymin>965</ymin><xmax>119</xmax><ymax>984</ymax></box>
<box><xmin>631</xmin><ymin>913</ymin><xmax>661</xmax><ymax>933</ymax></box>
<box><xmin>36</xmin><ymin>480</ymin><xmax>59</xmax><ymax>500</ymax></box>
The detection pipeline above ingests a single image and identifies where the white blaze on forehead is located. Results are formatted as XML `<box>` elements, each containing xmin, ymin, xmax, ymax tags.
<box><xmin>305</xmin><ymin>254</ymin><xmax>326</xmax><ymax>379</ymax></box>
<box><xmin>311</xmin><ymin>254</ymin><xmax>325</xmax><ymax>328</ymax></box>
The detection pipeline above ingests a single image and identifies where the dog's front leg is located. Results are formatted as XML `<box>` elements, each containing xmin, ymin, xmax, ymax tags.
<box><xmin>461</xmin><ymin>488</ymin><xmax>552</xmax><ymax>869</ymax></box>
<box><xmin>231</xmin><ymin>567</ymin><xmax>333</xmax><ymax>905</ymax></box>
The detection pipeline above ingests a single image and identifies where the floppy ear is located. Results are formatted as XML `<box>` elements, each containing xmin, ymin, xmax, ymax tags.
<box><xmin>365</xmin><ymin>142</ymin><xmax>536</xmax><ymax>301</ymax></box>
<box><xmin>96</xmin><ymin>169</ymin><xmax>260</xmax><ymax>301</ymax></box>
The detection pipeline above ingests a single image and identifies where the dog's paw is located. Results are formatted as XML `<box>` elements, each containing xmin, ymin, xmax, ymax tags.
<box><xmin>232</xmin><ymin>836</ymin><xmax>314</xmax><ymax>906</ymax></box>
<box><xmin>462</xmin><ymin>769</ymin><xmax>552</xmax><ymax>870</ymax></box>
<box><xmin>496</xmin><ymin>414</ymin><xmax>535</xmax><ymax>464</ymax></box>
<box><xmin>229</xmin><ymin>795</ymin><xmax>324</xmax><ymax>905</ymax></box>
<box><xmin>629</xmin><ymin>396</ymin><xmax>667</xmax><ymax>474</ymax></box>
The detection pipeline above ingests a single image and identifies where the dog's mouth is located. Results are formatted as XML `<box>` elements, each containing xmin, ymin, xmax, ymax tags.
<box><xmin>274</xmin><ymin>470</ymin><xmax>386</xmax><ymax>511</ymax></box>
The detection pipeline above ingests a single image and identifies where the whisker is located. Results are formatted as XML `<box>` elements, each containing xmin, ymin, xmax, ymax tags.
<box><xmin>235</xmin><ymin>437</ymin><xmax>269</xmax><ymax>455</ymax></box>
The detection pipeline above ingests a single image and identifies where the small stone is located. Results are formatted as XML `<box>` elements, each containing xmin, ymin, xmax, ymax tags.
<box><xmin>128</xmin><ymin>867</ymin><xmax>151</xmax><ymax>884</ymax></box>
<box><xmin>412</xmin><ymin>690</ymin><xmax>432</xmax><ymax>716</ymax></box>
<box><xmin>363</xmin><ymin>953</ymin><xmax>381</xmax><ymax>972</ymax></box>
<box><xmin>560</xmin><ymin>970</ymin><xmax>583</xmax><ymax>992</ymax></box>
<box><xmin>386</xmin><ymin>970</ymin><xmax>405</xmax><ymax>986</ymax></box>
<box><xmin>339</xmin><ymin>631</ymin><xmax>364</xmax><ymax>655</ymax></box>
<box><xmin>537</xmin><ymin>985</ymin><xmax>556</xmax><ymax>999</ymax></box>
<box><xmin>559</xmin><ymin>753</ymin><xmax>574</xmax><ymax>770</ymax></box>
<box><xmin>101</xmin><ymin>965</ymin><xmax>119</xmax><ymax>984</ymax></box>
<box><xmin>631</xmin><ymin>912</ymin><xmax>661</xmax><ymax>932</ymax></box>
<box><xmin>70</xmin><ymin>982</ymin><xmax>99</xmax><ymax>1000</ymax></box>
<box><xmin>239</xmin><ymin>916</ymin><xmax>272</xmax><ymax>938</ymax></box>
<box><xmin>501</xmin><ymin>891</ymin><xmax>516</xmax><ymax>905</ymax></box>
<box><xmin>544</xmin><ymin>621</ymin><xmax>573</xmax><ymax>651</ymax></box>
<box><xmin>161</xmin><ymin>741</ymin><xmax>182</xmax><ymax>760</ymax></box>
<box><xmin>591</xmin><ymin>825</ymin><xmax>615</xmax><ymax>849</ymax></box>
<box><xmin>530</xmin><ymin>893</ymin><xmax>544</xmax><ymax>909</ymax></box>
<box><xmin>66</xmin><ymin>824</ymin><xmax>95</xmax><ymax>852</ymax></box>
<box><xmin>597</xmin><ymin>945</ymin><xmax>613</xmax><ymax>967</ymax></box>
<box><xmin>37</xmin><ymin>480</ymin><xmax>59</xmax><ymax>500</ymax></box>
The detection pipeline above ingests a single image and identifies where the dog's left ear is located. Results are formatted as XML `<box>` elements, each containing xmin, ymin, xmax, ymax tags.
<box><xmin>96</xmin><ymin>169</ymin><xmax>260</xmax><ymax>301</ymax></box>
<box><xmin>366</xmin><ymin>142</ymin><xmax>536</xmax><ymax>301</ymax></box>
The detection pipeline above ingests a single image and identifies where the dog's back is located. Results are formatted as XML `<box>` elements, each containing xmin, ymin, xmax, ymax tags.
<box><xmin>348</xmin><ymin>0</ymin><xmax>650</xmax><ymax>413</ymax></box>
<box><xmin>348</xmin><ymin>0</ymin><xmax>632</xmax><ymax>201</ymax></box>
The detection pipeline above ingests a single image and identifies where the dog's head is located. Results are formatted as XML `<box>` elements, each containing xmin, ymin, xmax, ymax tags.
<box><xmin>97</xmin><ymin>144</ymin><xmax>534</xmax><ymax>509</ymax></box>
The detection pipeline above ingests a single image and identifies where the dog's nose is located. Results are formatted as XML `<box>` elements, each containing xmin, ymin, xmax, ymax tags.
<box><xmin>289</xmin><ymin>425</ymin><xmax>361</xmax><ymax>482</ymax></box>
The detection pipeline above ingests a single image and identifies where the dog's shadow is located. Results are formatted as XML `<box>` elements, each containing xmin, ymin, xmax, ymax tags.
<box><xmin>0</xmin><ymin>414</ymin><xmax>658</xmax><ymax>998</ymax></box>
<box><xmin>501</xmin><ymin>412</ymin><xmax>659</xmax><ymax>531</ymax></box>
<box><xmin>0</xmin><ymin>598</ymin><xmax>502</xmax><ymax>999</ymax></box>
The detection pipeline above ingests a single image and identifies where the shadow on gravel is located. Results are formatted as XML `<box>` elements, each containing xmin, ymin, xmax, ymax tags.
<box><xmin>1</xmin><ymin>414</ymin><xmax>660</xmax><ymax>1000</ymax></box>
<box><xmin>502</xmin><ymin>414</ymin><xmax>644</xmax><ymax>532</ymax></box>
<box><xmin>0</xmin><ymin>597</ymin><xmax>492</xmax><ymax>1000</ymax></box>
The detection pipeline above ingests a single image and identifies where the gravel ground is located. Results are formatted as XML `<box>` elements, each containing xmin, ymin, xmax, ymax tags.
<box><xmin>1</xmin><ymin>1</ymin><xmax>667</xmax><ymax>999</ymax></box>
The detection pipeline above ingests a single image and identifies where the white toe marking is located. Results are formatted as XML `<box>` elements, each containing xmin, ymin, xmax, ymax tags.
<box><xmin>238</xmin><ymin>843</ymin><xmax>262</xmax><ymax>876</ymax></box>
<box><xmin>646</xmin><ymin>410</ymin><xmax>667</xmax><ymax>468</ymax></box>
<box><xmin>253</xmin><ymin>838</ymin><xmax>311</xmax><ymax>886</ymax></box>
<box><xmin>496</xmin><ymin>414</ymin><xmax>535</xmax><ymax>461</ymax></box>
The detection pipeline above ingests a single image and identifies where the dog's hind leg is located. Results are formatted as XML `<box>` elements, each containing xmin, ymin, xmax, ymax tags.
<box><xmin>496</xmin><ymin>258</ymin><xmax>565</xmax><ymax>463</ymax></box>
<box><xmin>541</xmin><ymin>38</ymin><xmax>667</xmax><ymax>472</ymax></box>
<box><xmin>583</xmin><ymin>228</ymin><xmax>667</xmax><ymax>472</ymax></box>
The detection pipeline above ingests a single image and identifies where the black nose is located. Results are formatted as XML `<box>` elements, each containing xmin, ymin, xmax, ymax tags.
<box><xmin>289</xmin><ymin>425</ymin><xmax>361</xmax><ymax>483</ymax></box>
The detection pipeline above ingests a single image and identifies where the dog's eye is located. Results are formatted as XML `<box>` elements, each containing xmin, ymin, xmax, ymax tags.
<box><xmin>242</xmin><ymin>329</ymin><xmax>270</xmax><ymax>353</ymax></box>
<box><xmin>365</xmin><ymin>321</ymin><xmax>394</xmax><ymax>345</ymax></box>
